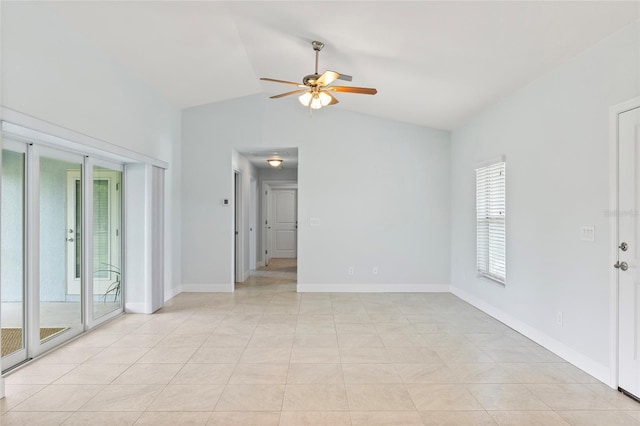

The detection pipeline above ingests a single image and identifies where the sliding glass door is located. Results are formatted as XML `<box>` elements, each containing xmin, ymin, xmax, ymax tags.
<box><xmin>92</xmin><ymin>163</ymin><xmax>123</xmax><ymax>322</ymax></box>
<box><xmin>1</xmin><ymin>141</ymin><xmax>125</xmax><ymax>371</ymax></box>
<box><xmin>1</xmin><ymin>143</ymin><xmax>27</xmax><ymax>368</ymax></box>
<box><xmin>38</xmin><ymin>150</ymin><xmax>84</xmax><ymax>348</ymax></box>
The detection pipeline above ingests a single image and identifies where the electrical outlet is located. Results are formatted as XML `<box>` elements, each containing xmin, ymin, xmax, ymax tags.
<box><xmin>580</xmin><ymin>226</ymin><xmax>595</xmax><ymax>242</ymax></box>
<box><xmin>348</xmin><ymin>267</ymin><xmax>354</xmax><ymax>275</ymax></box>
<box><xmin>372</xmin><ymin>266</ymin><xmax>378</xmax><ymax>275</ymax></box>
<box><xmin>557</xmin><ymin>311</ymin><xmax>563</xmax><ymax>326</ymax></box>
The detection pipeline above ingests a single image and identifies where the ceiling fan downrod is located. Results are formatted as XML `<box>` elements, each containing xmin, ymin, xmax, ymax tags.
<box><xmin>312</xmin><ymin>40</ymin><xmax>324</xmax><ymax>75</ymax></box>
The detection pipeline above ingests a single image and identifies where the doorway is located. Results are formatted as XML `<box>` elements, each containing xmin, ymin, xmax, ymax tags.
<box><xmin>262</xmin><ymin>182</ymin><xmax>298</xmax><ymax>275</ymax></box>
<box><xmin>612</xmin><ymin>98</ymin><xmax>640</xmax><ymax>401</ymax></box>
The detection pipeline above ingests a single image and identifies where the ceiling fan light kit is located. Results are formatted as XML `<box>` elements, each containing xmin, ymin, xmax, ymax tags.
<box><xmin>260</xmin><ymin>40</ymin><xmax>377</xmax><ymax>113</ymax></box>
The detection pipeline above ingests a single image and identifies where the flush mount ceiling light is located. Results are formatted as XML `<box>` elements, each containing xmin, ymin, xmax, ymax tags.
<box><xmin>267</xmin><ymin>158</ymin><xmax>283</xmax><ymax>168</ymax></box>
<box><xmin>260</xmin><ymin>40</ymin><xmax>377</xmax><ymax>112</ymax></box>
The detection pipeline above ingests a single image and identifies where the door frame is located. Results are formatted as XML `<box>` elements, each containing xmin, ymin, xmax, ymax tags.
<box><xmin>608</xmin><ymin>96</ymin><xmax>640</xmax><ymax>389</ymax></box>
<box><xmin>233</xmin><ymin>170</ymin><xmax>244</xmax><ymax>283</ymax></box>
<box><xmin>261</xmin><ymin>180</ymin><xmax>297</xmax><ymax>266</ymax></box>
<box><xmin>250</xmin><ymin>177</ymin><xmax>257</xmax><ymax>270</ymax></box>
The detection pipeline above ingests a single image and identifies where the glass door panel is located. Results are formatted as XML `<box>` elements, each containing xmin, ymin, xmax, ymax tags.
<box><xmin>39</xmin><ymin>155</ymin><xmax>83</xmax><ymax>343</ymax></box>
<box><xmin>1</xmin><ymin>148</ymin><xmax>26</xmax><ymax>367</ymax></box>
<box><xmin>92</xmin><ymin>165</ymin><xmax>122</xmax><ymax>320</ymax></box>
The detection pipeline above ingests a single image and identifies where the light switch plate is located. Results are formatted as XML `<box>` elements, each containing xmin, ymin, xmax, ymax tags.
<box><xmin>580</xmin><ymin>226</ymin><xmax>595</xmax><ymax>242</ymax></box>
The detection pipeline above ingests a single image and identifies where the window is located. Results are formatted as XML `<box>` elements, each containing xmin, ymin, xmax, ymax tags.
<box><xmin>476</xmin><ymin>161</ymin><xmax>506</xmax><ymax>284</ymax></box>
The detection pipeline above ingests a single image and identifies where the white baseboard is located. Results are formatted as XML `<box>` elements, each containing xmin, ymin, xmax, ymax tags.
<box><xmin>181</xmin><ymin>283</ymin><xmax>234</xmax><ymax>293</ymax></box>
<box><xmin>297</xmin><ymin>283</ymin><xmax>451</xmax><ymax>293</ymax></box>
<box><xmin>242</xmin><ymin>270</ymin><xmax>250</xmax><ymax>282</ymax></box>
<box><xmin>0</xmin><ymin>377</ymin><xmax>5</xmax><ymax>399</ymax></box>
<box><xmin>451</xmin><ymin>285</ymin><xmax>611</xmax><ymax>386</ymax></box>
<box><xmin>164</xmin><ymin>284</ymin><xmax>182</xmax><ymax>301</ymax></box>
<box><xmin>125</xmin><ymin>303</ymin><xmax>151</xmax><ymax>314</ymax></box>
<box><xmin>257</xmin><ymin>261</ymin><xmax>265</xmax><ymax>267</ymax></box>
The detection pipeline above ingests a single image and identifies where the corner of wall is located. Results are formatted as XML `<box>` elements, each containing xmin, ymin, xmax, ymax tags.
<box><xmin>165</xmin><ymin>284</ymin><xmax>183</xmax><ymax>301</ymax></box>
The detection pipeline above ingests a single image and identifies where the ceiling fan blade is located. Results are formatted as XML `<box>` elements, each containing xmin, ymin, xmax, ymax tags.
<box><xmin>324</xmin><ymin>91</ymin><xmax>339</xmax><ymax>105</ymax></box>
<box><xmin>316</xmin><ymin>71</ymin><xmax>340</xmax><ymax>87</ymax></box>
<box><xmin>270</xmin><ymin>89</ymin><xmax>309</xmax><ymax>99</ymax></box>
<box><xmin>324</xmin><ymin>70</ymin><xmax>353</xmax><ymax>83</ymax></box>
<box><xmin>327</xmin><ymin>86</ymin><xmax>378</xmax><ymax>95</ymax></box>
<box><xmin>260</xmin><ymin>78</ymin><xmax>306</xmax><ymax>87</ymax></box>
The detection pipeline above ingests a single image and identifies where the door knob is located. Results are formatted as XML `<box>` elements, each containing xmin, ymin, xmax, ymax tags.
<box><xmin>66</xmin><ymin>238</ymin><xmax>74</xmax><ymax>242</ymax></box>
<box><xmin>614</xmin><ymin>261</ymin><xmax>629</xmax><ymax>271</ymax></box>
<box><xmin>619</xmin><ymin>242</ymin><xmax>629</xmax><ymax>251</ymax></box>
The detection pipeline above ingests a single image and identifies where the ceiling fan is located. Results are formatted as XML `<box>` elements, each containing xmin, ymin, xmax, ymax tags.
<box><xmin>260</xmin><ymin>40</ymin><xmax>377</xmax><ymax>111</ymax></box>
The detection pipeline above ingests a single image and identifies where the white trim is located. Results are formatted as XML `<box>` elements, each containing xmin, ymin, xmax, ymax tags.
<box><xmin>452</xmin><ymin>285</ymin><xmax>610</xmax><ymax>385</ymax></box>
<box><xmin>164</xmin><ymin>284</ymin><xmax>182</xmax><ymax>301</ymax></box>
<box><xmin>1</xmin><ymin>109</ymin><xmax>168</xmax><ymax>169</ymax></box>
<box><xmin>609</xmin><ymin>96</ymin><xmax>640</xmax><ymax>389</ymax></box>
<box><xmin>124</xmin><ymin>303</ymin><xmax>148</xmax><ymax>314</ymax></box>
<box><xmin>181</xmin><ymin>283</ymin><xmax>234</xmax><ymax>293</ymax></box>
<box><xmin>297</xmin><ymin>283</ymin><xmax>451</xmax><ymax>293</ymax></box>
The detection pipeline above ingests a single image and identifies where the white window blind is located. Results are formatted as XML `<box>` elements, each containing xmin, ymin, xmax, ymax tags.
<box><xmin>476</xmin><ymin>161</ymin><xmax>506</xmax><ymax>284</ymax></box>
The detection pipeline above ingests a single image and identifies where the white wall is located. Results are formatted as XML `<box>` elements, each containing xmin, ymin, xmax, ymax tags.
<box><xmin>450</xmin><ymin>21</ymin><xmax>640</xmax><ymax>383</ymax></box>
<box><xmin>1</xmin><ymin>2</ymin><xmax>182</xmax><ymax>298</ymax></box>
<box><xmin>182</xmin><ymin>95</ymin><xmax>451</xmax><ymax>291</ymax></box>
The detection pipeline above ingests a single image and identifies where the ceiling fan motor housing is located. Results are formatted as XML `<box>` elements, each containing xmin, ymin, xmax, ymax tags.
<box><xmin>303</xmin><ymin>74</ymin><xmax>321</xmax><ymax>87</ymax></box>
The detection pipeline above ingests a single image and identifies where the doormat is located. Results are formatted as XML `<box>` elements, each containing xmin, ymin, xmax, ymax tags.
<box><xmin>1</xmin><ymin>327</ymin><xmax>67</xmax><ymax>357</ymax></box>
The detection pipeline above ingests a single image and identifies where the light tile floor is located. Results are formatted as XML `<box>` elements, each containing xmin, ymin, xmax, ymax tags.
<box><xmin>1</xmin><ymin>269</ymin><xmax>639</xmax><ymax>425</ymax></box>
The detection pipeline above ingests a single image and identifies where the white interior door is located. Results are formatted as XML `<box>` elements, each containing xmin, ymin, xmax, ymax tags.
<box><xmin>618</xmin><ymin>105</ymin><xmax>640</xmax><ymax>400</ymax></box>
<box><xmin>270</xmin><ymin>189</ymin><xmax>297</xmax><ymax>258</ymax></box>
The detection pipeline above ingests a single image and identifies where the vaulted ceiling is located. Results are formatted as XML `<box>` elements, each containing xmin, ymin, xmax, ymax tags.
<box><xmin>42</xmin><ymin>1</ymin><xmax>639</xmax><ymax>130</ymax></box>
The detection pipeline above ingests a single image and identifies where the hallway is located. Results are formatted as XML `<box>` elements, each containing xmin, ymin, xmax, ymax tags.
<box><xmin>1</xmin><ymin>269</ymin><xmax>638</xmax><ymax>425</ymax></box>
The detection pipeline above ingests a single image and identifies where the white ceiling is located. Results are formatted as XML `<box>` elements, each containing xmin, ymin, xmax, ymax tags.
<box><xmin>43</xmin><ymin>1</ymin><xmax>639</xmax><ymax>130</ymax></box>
